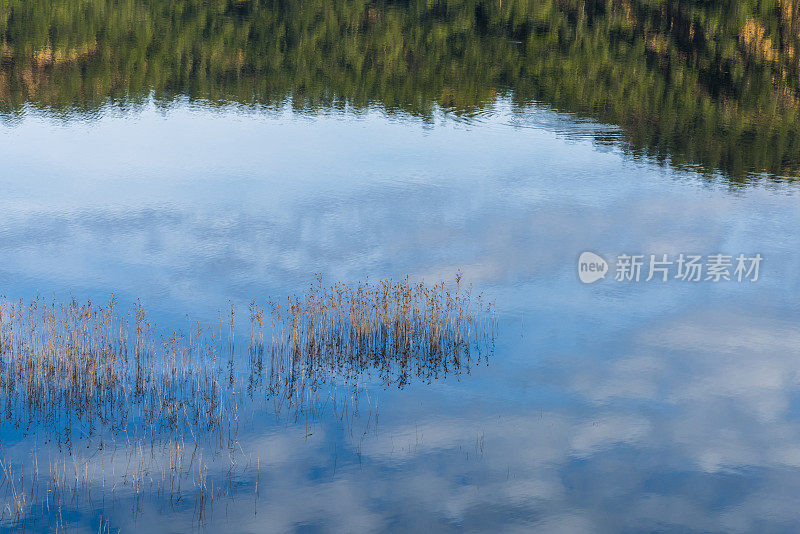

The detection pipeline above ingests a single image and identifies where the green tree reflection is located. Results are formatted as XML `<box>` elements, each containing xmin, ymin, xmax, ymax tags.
<box><xmin>2</xmin><ymin>0</ymin><xmax>799</xmax><ymax>180</ymax></box>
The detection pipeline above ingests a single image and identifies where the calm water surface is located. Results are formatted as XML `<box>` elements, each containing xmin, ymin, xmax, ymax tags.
<box><xmin>2</xmin><ymin>1</ymin><xmax>800</xmax><ymax>532</ymax></box>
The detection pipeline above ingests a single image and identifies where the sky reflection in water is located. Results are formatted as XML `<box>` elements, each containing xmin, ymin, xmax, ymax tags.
<box><xmin>1</xmin><ymin>100</ymin><xmax>800</xmax><ymax>532</ymax></box>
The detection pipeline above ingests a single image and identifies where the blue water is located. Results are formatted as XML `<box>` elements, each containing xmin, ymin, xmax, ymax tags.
<box><xmin>1</xmin><ymin>99</ymin><xmax>800</xmax><ymax>532</ymax></box>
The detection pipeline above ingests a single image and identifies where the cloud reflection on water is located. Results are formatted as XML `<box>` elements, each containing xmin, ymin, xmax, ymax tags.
<box><xmin>1</xmin><ymin>102</ymin><xmax>799</xmax><ymax>532</ymax></box>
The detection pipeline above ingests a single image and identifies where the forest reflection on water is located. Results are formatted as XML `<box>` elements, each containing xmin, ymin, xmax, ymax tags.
<box><xmin>2</xmin><ymin>0</ymin><xmax>800</xmax><ymax>181</ymax></box>
<box><xmin>3</xmin><ymin>0</ymin><xmax>800</xmax><ymax>532</ymax></box>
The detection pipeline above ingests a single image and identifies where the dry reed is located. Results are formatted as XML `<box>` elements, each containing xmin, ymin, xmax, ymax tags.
<box><xmin>0</xmin><ymin>277</ymin><xmax>495</xmax><ymax>529</ymax></box>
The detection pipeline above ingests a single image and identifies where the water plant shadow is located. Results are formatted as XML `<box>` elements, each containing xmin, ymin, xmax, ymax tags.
<box><xmin>0</xmin><ymin>277</ymin><xmax>495</xmax><ymax>530</ymax></box>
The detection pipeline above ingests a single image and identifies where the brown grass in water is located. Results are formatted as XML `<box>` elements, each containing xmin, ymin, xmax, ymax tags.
<box><xmin>0</xmin><ymin>277</ymin><xmax>495</xmax><ymax>529</ymax></box>
<box><xmin>264</xmin><ymin>275</ymin><xmax>494</xmax><ymax>391</ymax></box>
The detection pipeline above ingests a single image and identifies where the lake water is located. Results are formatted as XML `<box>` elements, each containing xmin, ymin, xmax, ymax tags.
<box><xmin>2</xmin><ymin>1</ymin><xmax>800</xmax><ymax>532</ymax></box>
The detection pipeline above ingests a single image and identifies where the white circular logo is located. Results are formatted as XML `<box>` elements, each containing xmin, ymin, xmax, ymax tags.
<box><xmin>578</xmin><ymin>252</ymin><xmax>608</xmax><ymax>284</ymax></box>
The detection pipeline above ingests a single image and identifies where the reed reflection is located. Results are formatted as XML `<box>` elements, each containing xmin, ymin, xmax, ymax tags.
<box><xmin>0</xmin><ymin>278</ymin><xmax>494</xmax><ymax>530</ymax></box>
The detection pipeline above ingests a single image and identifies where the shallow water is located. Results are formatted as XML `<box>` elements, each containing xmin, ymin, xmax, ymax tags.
<box><xmin>2</xmin><ymin>1</ymin><xmax>800</xmax><ymax>532</ymax></box>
